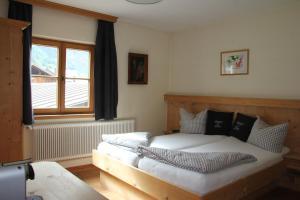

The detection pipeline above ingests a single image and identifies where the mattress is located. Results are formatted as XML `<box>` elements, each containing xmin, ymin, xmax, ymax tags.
<box><xmin>150</xmin><ymin>133</ymin><xmax>227</xmax><ymax>150</ymax></box>
<box><xmin>138</xmin><ymin>136</ymin><xmax>289</xmax><ymax>195</ymax></box>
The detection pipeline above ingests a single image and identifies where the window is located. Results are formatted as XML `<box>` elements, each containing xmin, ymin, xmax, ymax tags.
<box><xmin>31</xmin><ymin>38</ymin><xmax>94</xmax><ymax>114</ymax></box>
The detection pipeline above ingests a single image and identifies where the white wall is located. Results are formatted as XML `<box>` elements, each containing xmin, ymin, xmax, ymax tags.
<box><xmin>1</xmin><ymin>1</ymin><xmax>300</xmax><ymax>130</ymax></box>
<box><xmin>32</xmin><ymin>7</ymin><xmax>97</xmax><ymax>44</ymax></box>
<box><xmin>115</xmin><ymin>22</ymin><xmax>169</xmax><ymax>134</ymax></box>
<box><xmin>0</xmin><ymin>3</ymin><xmax>170</xmax><ymax>135</ymax></box>
<box><xmin>2</xmin><ymin>0</ymin><xmax>300</xmax><ymax>167</ymax></box>
<box><xmin>169</xmin><ymin>3</ymin><xmax>300</xmax><ymax>99</ymax></box>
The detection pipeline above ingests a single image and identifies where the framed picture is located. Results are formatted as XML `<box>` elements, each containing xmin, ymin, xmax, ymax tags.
<box><xmin>220</xmin><ymin>49</ymin><xmax>249</xmax><ymax>75</ymax></box>
<box><xmin>128</xmin><ymin>53</ymin><xmax>148</xmax><ymax>84</ymax></box>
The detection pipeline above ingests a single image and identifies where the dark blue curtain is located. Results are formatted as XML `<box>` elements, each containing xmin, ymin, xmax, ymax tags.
<box><xmin>8</xmin><ymin>0</ymin><xmax>33</xmax><ymax>125</ymax></box>
<box><xmin>94</xmin><ymin>20</ymin><xmax>118</xmax><ymax>120</ymax></box>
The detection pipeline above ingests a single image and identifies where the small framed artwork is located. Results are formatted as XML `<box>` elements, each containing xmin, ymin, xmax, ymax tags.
<box><xmin>220</xmin><ymin>49</ymin><xmax>249</xmax><ymax>75</ymax></box>
<box><xmin>128</xmin><ymin>53</ymin><xmax>148</xmax><ymax>84</ymax></box>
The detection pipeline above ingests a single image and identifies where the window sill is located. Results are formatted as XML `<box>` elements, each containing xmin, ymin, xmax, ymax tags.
<box><xmin>34</xmin><ymin>113</ymin><xmax>95</xmax><ymax>120</ymax></box>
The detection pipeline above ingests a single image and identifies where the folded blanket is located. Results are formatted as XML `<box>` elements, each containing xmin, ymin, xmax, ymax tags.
<box><xmin>137</xmin><ymin>146</ymin><xmax>257</xmax><ymax>173</ymax></box>
<box><xmin>102</xmin><ymin>132</ymin><xmax>152</xmax><ymax>149</ymax></box>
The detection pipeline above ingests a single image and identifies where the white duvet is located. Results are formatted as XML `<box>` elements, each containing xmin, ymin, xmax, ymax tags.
<box><xmin>138</xmin><ymin>137</ymin><xmax>289</xmax><ymax>195</ymax></box>
<box><xmin>150</xmin><ymin>133</ymin><xmax>226</xmax><ymax>150</ymax></box>
<box><xmin>102</xmin><ymin>132</ymin><xmax>151</xmax><ymax>149</ymax></box>
<box><xmin>97</xmin><ymin>133</ymin><xmax>227</xmax><ymax>167</ymax></box>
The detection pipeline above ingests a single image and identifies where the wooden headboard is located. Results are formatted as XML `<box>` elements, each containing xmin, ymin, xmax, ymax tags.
<box><xmin>164</xmin><ymin>94</ymin><xmax>300</xmax><ymax>154</ymax></box>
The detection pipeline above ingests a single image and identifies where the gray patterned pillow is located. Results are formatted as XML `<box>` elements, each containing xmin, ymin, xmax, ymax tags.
<box><xmin>247</xmin><ymin>117</ymin><xmax>288</xmax><ymax>153</ymax></box>
<box><xmin>180</xmin><ymin>108</ymin><xmax>207</xmax><ymax>134</ymax></box>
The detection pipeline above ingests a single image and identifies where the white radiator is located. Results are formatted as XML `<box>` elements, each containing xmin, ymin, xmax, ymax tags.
<box><xmin>32</xmin><ymin>119</ymin><xmax>135</xmax><ymax>161</ymax></box>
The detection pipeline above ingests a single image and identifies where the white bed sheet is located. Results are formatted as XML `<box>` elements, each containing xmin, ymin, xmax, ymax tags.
<box><xmin>150</xmin><ymin>133</ymin><xmax>227</xmax><ymax>150</ymax></box>
<box><xmin>138</xmin><ymin>137</ymin><xmax>289</xmax><ymax>195</ymax></box>
<box><xmin>97</xmin><ymin>142</ymin><xmax>140</xmax><ymax>167</ymax></box>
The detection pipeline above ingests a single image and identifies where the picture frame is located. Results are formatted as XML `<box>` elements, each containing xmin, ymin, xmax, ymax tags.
<box><xmin>220</xmin><ymin>49</ymin><xmax>249</xmax><ymax>75</ymax></box>
<box><xmin>128</xmin><ymin>53</ymin><xmax>148</xmax><ymax>84</ymax></box>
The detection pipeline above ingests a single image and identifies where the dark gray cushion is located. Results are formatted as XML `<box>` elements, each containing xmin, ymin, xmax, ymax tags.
<box><xmin>230</xmin><ymin>113</ymin><xmax>257</xmax><ymax>142</ymax></box>
<box><xmin>205</xmin><ymin>110</ymin><xmax>234</xmax><ymax>135</ymax></box>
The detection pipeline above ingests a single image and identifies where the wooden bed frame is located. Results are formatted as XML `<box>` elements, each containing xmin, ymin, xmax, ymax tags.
<box><xmin>93</xmin><ymin>94</ymin><xmax>300</xmax><ymax>200</ymax></box>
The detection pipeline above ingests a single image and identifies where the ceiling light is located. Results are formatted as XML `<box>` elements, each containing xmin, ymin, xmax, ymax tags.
<box><xmin>126</xmin><ymin>0</ymin><xmax>163</xmax><ymax>4</ymax></box>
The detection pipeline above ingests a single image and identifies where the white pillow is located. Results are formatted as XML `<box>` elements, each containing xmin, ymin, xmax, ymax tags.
<box><xmin>247</xmin><ymin>117</ymin><xmax>288</xmax><ymax>153</ymax></box>
<box><xmin>179</xmin><ymin>108</ymin><xmax>207</xmax><ymax>134</ymax></box>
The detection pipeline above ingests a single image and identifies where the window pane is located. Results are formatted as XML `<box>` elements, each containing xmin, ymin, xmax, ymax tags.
<box><xmin>31</xmin><ymin>77</ymin><xmax>58</xmax><ymax>109</ymax></box>
<box><xmin>65</xmin><ymin>79</ymin><xmax>89</xmax><ymax>108</ymax></box>
<box><xmin>31</xmin><ymin>44</ymin><xmax>58</xmax><ymax>76</ymax></box>
<box><xmin>66</xmin><ymin>48</ymin><xmax>90</xmax><ymax>78</ymax></box>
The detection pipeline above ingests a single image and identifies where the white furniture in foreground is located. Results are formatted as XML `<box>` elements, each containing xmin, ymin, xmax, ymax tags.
<box><xmin>27</xmin><ymin>162</ymin><xmax>107</xmax><ymax>200</ymax></box>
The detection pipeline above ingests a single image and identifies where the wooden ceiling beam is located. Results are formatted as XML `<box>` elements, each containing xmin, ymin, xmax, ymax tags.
<box><xmin>16</xmin><ymin>0</ymin><xmax>118</xmax><ymax>23</ymax></box>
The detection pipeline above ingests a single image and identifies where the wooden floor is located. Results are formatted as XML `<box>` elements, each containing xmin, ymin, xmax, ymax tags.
<box><xmin>69</xmin><ymin>165</ymin><xmax>300</xmax><ymax>200</ymax></box>
<box><xmin>257</xmin><ymin>187</ymin><xmax>300</xmax><ymax>200</ymax></box>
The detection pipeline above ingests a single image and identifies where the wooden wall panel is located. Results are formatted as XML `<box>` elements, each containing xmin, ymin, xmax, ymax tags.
<box><xmin>0</xmin><ymin>24</ymin><xmax>10</xmax><ymax>162</ymax></box>
<box><xmin>164</xmin><ymin>94</ymin><xmax>300</xmax><ymax>154</ymax></box>
<box><xmin>0</xmin><ymin>18</ymin><xmax>28</xmax><ymax>162</ymax></box>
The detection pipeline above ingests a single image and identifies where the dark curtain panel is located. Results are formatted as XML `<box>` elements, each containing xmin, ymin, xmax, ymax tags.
<box><xmin>94</xmin><ymin>20</ymin><xmax>118</xmax><ymax>120</ymax></box>
<box><xmin>8</xmin><ymin>0</ymin><xmax>33</xmax><ymax>125</ymax></box>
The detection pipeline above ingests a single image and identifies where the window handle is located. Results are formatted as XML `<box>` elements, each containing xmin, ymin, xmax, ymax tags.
<box><xmin>61</xmin><ymin>75</ymin><xmax>65</xmax><ymax>81</ymax></box>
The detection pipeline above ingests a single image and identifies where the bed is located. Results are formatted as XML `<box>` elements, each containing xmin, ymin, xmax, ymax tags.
<box><xmin>139</xmin><ymin>137</ymin><xmax>289</xmax><ymax>195</ymax></box>
<box><xmin>93</xmin><ymin>94</ymin><xmax>300</xmax><ymax>200</ymax></box>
